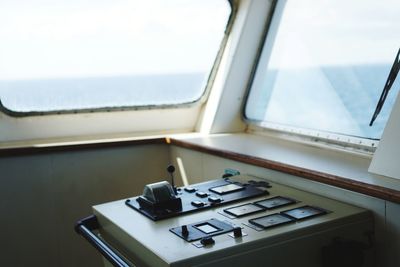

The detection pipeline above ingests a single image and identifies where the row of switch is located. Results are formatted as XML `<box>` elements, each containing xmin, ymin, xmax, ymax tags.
<box><xmin>184</xmin><ymin>187</ymin><xmax>209</xmax><ymax>198</ymax></box>
<box><xmin>180</xmin><ymin>225</ymin><xmax>243</xmax><ymax>246</ymax></box>
<box><xmin>191</xmin><ymin>196</ymin><xmax>222</xmax><ymax>207</ymax></box>
<box><xmin>184</xmin><ymin>186</ymin><xmax>224</xmax><ymax>207</ymax></box>
<box><xmin>200</xmin><ymin>227</ymin><xmax>243</xmax><ymax>246</ymax></box>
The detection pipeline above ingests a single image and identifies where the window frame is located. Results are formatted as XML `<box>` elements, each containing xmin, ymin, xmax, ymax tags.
<box><xmin>0</xmin><ymin>0</ymin><xmax>236</xmax><ymax>144</ymax></box>
<box><xmin>241</xmin><ymin>0</ymin><xmax>384</xmax><ymax>153</ymax></box>
<box><xmin>0</xmin><ymin>0</ymin><xmax>234</xmax><ymax>117</ymax></box>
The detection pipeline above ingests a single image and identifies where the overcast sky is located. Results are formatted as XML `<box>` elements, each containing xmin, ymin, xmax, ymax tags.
<box><xmin>269</xmin><ymin>0</ymin><xmax>400</xmax><ymax>68</ymax></box>
<box><xmin>0</xmin><ymin>0</ymin><xmax>230</xmax><ymax>80</ymax></box>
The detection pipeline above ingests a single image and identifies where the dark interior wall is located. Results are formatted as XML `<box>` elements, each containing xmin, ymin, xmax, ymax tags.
<box><xmin>0</xmin><ymin>144</ymin><xmax>169</xmax><ymax>267</ymax></box>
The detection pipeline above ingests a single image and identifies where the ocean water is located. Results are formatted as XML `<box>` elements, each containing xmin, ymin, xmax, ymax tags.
<box><xmin>0</xmin><ymin>66</ymin><xmax>398</xmax><ymax>140</ymax></box>
<box><xmin>0</xmin><ymin>72</ymin><xmax>206</xmax><ymax>112</ymax></box>
<box><xmin>246</xmin><ymin>64</ymin><xmax>400</xmax><ymax>140</ymax></box>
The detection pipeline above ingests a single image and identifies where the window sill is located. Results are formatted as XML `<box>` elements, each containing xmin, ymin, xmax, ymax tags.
<box><xmin>0</xmin><ymin>134</ymin><xmax>167</xmax><ymax>156</ymax></box>
<box><xmin>2</xmin><ymin>131</ymin><xmax>399</xmax><ymax>203</ymax></box>
<box><xmin>170</xmin><ymin>133</ymin><xmax>400</xmax><ymax>203</ymax></box>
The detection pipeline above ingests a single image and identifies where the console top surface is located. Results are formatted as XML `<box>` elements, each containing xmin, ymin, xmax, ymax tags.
<box><xmin>93</xmin><ymin>174</ymin><xmax>371</xmax><ymax>267</ymax></box>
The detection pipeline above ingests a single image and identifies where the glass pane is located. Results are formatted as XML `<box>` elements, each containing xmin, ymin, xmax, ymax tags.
<box><xmin>0</xmin><ymin>0</ymin><xmax>230</xmax><ymax>113</ymax></box>
<box><xmin>245</xmin><ymin>0</ymin><xmax>400</xmax><ymax>140</ymax></box>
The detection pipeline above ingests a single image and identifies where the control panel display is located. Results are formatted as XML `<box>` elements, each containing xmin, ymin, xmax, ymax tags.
<box><xmin>209</xmin><ymin>183</ymin><xmax>244</xmax><ymax>195</ymax></box>
<box><xmin>282</xmin><ymin>206</ymin><xmax>327</xmax><ymax>220</ymax></box>
<box><xmin>170</xmin><ymin>218</ymin><xmax>234</xmax><ymax>242</ymax></box>
<box><xmin>195</xmin><ymin>223</ymin><xmax>221</xmax><ymax>234</ymax></box>
<box><xmin>255</xmin><ymin>196</ymin><xmax>296</xmax><ymax>209</ymax></box>
<box><xmin>249</xmin><ymin>214</ymin><xmax>294</xmax><ymax>229</ymax></box>
<box><xmin>224</xmin><ymin>203</ymin><xmax>264</xmax><ymax>217</ymax></box>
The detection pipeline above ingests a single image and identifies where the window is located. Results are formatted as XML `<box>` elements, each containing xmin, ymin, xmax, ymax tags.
<box><xmin>0</xmin><ymin>0</ymin><xmax>231</xmax><ymax>114</ymax></box>
<box><xmin>245</xmin><ymin>0</ymin><xmax>400</xmax><ymax>143</ymax></box>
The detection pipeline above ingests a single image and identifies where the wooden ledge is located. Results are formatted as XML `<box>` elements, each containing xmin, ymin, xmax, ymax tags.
<box><xmin>0</xmin><ymin>137</ymin><xmax>167</xmax><ymax>157</ymax></box>
<box><xmin>170</xmin><ymin>137</ymin><xmax>400</xmax><ymax>204</ymax></box>
<box><xmin>1</xmin><ymin>134</ymin><xmax>400</xmax><ymax>203</ymax></box>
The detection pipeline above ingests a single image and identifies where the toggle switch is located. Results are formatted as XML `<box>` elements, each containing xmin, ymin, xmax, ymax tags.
<box><xmin>200</xmin><ymin>236</ymin><xmax>215</xmax><ymax>246</ymax></box>
<box><xmin>181</xmin><ymin>225</ymin><xmax>189</xmax><ymax>236</ymax></box>
<box><xmin>196</xmin><ymin>191</ymin><xmax>208</xmax><ymax>198</ymax></box>
<box><xmin>184</xmin><ymin>187</ymin><xmax>196</xmax><ymax>193</ymax></box>
<box><xmin>233</xmin><ymin>227</ymin><xmax>242</xmax><ymax>237</ymax></box>
<box><xmin>191</xmin><ymin>200</ymin><xmax>205</xmax><ymax>207</ymax></box>
<box><xmin>208</xmin><ymin>196</ymin><xmax>222</xmax><ymax>203</ymax></box>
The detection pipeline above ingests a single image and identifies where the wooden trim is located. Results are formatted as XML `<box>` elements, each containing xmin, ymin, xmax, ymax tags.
<box><xmin>170</xmin><ymin>138</ymin><xmax>400</xmax><ymax>204</ymax></box>
<box><xmin>0</xmin><ymin>138</ymin><xmax>167</xmax><ymax>157</ymax></box>
<box><xmin>2</xmin><ymin>136</ymin><xmax>400</xmax><ymax>203</ymax></box>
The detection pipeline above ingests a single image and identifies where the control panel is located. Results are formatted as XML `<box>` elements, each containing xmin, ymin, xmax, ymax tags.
<box><xmin>125</xmin><ymin>176</ymin><xmax>269</xmax><ymax>221</ymax></box>
<box><xmin>94</xmin><ymin>171</ymin><xmax>374</xmax><ymax>267</ymax></box>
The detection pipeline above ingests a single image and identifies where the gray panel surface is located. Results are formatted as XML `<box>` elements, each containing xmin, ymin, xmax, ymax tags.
<box><xmin>94</xmin><ymin>175</ymin><xmax>374</xmax><ymax>267</ymax></box>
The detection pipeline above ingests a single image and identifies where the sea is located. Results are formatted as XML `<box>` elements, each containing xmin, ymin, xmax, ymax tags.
<box><xmin>0</xmin><ymin>72</ymin><xmax>207</xmax><ymax>112</ymax></box>
<box><xmin>0</xmin><ymin>65</ymin><xmax>398</xmax><ymax>140</ymax></box>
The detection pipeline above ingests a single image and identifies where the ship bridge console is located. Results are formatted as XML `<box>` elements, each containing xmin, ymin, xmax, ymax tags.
<box><xmin>76</xmin><ymin>169</ymin><xmax>374</xmax><ymax>267</ymax></box>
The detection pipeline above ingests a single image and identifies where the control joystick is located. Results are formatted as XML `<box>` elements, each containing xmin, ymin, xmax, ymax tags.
<box><xmin>167</xmin><ymin>164</ymin><xmax>177</xmax><ymax>194</ymax></box>
<box><xmin>135</xmin><ymin>165</ymin><xmax>182</xmax><ymax>213</ymax></box>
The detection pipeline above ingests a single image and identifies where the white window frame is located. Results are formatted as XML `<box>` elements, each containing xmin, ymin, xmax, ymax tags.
<box><xmin>198</xmin><ymin>0</ymin><xmax>377</xmax><ymax>154</ymax></box>
<box><xmin>241</xmin><ymin>0</ymin><xmax>381</xmax><ymax>153</ymax></box>
<box><xmin>0</xmin><ymin>1</ymin><xmax>235</xmax><ymax>145</ymax></box>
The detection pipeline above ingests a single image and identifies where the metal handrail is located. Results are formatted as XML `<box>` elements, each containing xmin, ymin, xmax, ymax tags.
<box><xmin>75</xmin><ymin>215</ymin><xmax>131</xmax><ymax>267</ymax></box>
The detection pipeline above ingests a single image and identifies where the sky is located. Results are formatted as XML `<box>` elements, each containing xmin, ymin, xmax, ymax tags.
<box><xmin>0</xmin><ymin>0</ymin><xmax>230</xmax><ymax>80</ymax></box>
<box><xmin>269</xmin><ymin>0</ymin><xmax>400</xmax><ymax>69</ymax></box>
<box><xmin>246</xmin><ymin>0</ymin><xmax>400</xmax><ymax>139</ymax></box>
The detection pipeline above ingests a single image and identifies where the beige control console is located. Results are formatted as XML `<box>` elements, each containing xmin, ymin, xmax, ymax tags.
<box><xmin>94</xmin><ymin>175</ymin><xmax>374</xmax><ymax>267</ymax></box>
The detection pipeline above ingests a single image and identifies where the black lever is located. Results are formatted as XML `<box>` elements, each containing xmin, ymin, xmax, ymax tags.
<box><xmin>167</xmin><ymin>164</ymin><xmax>177</xmax><ymax>194</ymax></box>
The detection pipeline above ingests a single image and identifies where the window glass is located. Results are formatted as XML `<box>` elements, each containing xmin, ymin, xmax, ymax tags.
<box><xmin>0</xmin><ymin>0</ymin><xmax>230</xmax><ymax>113</ymax></box>
<box><xmin>245</xmin><ymin>0</ymin><xmax>400</xmax><ymax>140</ymax></box>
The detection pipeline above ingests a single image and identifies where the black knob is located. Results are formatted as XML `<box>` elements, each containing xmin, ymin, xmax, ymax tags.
<box><xmin>196</xmin><ymin>191</ymin><xmax>208</xmax><ymax>198</ymax></box>
<box><xmin>222</xmin><ymin>173</ymin><xmax>233</xmax><ymax>178</ymax></box>
<box><xmin>181</xmin><ymin>225</ymin><xmax>189</xmax><ymax>236</ymax></box>
<box><xmin>167</xmin><ymin>165</ymin><xmax>177</xmax><ymax>194</ymax></box>
<box><xmin>184</xmin><ymin>187</ymin><xmax>196</xmax><ymax>193</ymax></box>
<box><xmin>191</xmin><ymin>200</ymin><xmax>205</xmax><ymax>207</ymax></box>
<box><xmin>200</xmin><ymin>236</ymin><xmax>215</xmax><ymax>246</ymax></box>
<box><xmin>167</xmin><ymin>165</ymin><xmax>175</xmax><ymax>174</ymax></box>
<box><xmin>233</xmin><ymin>227</ymin><xmax>242</xmax><ymax>237</ymax></box>
<box><xmin>208</xmin><ymin>196</ymin><xmax>222</xmax><ymax>203</ymax></box>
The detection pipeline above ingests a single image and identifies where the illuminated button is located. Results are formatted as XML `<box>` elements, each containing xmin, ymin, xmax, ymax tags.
<box><xmin>191</xmin><ymin>200</ymin><xmax>205</xmax><ymax>207</ymax></box>
<box><xmin>184</xmin><ymin>187</ymin><xmax>196</xmax><ymax>193</ymax></box>
<box><xmin>196</xmin><ymin>191</ymin><xmax>208</xmax><ymax>198</ymax></box>
<box><xmin>208</xmin><ymin>196</ymin><xmax>222</xmax><ymax>203</ymax></box>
